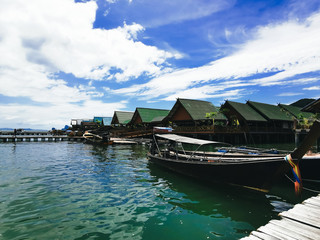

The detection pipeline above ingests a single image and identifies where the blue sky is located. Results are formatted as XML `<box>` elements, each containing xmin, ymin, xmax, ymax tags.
<box><xmin>0</xmin><ymin>0</ymin><xmax>320</xmax><ymax>129</ymax></box>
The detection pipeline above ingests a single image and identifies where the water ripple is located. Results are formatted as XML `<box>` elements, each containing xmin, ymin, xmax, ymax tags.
<box><xmin>0</xmin><ymin>142</ymin><xmax>314</xmax><ymax>240</ymax></box>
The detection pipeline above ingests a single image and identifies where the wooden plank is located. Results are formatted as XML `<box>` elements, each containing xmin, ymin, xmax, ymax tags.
<box><xmin>286</xmin><ymin>206</ymin><xmax>320</xmax><ymax>222</ymax></box>
<box><xmin>258</xmin><ymin>225</ymin><xmax>297</xmax><ymax>240</ymax></box>
<box><xmin>305</xmin><ymin>202</ymin><xmax>320</xmax><ymax>210</ymax></box>
<box><xmin>308</xmin><ymin>196</ymin><xmax>320</xmax><ymax>205</ymax></box>
<box><xmin>270</xmin><ymin>219</ymin><xmax>320</xmax><ymax>240</ymax></box>
<box><xmin>266</xmin><ymin>221</ymin><xmax>312</xmax><ymax>240</ymax></box>
<box><xmin>303</xmin><ymin>198</ymin><xmax>320</xmax><ymax>208</ymax></box>
<box><xmin>241</xmin><ymin>195</ymin><xmax>320</xmax><ymax>240</ymax></box>
<box><xmin>241</xmin><ymin>235</ymin><xmax>263</xmax><ymax>240</ymax></box>
<box><xmin>251</xmin><ymin>230</ymin><xmax>280</xmax><ymax>240</ymax></box>
<box><xmin>303</xmin><ymin>198</ymin><xmax>320</xmax><ymax>207</ymax></box>
<box><xmin>291</xmin><ymin>204</ymin><xmax>320</xmax><ymax>218</ymax></box>
<box><xmin>280</xmin><ymin>211</ymin><xmax>320</xmax><ymax>229</ymax></box>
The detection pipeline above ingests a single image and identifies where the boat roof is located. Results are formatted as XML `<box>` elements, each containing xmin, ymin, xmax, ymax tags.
<box><xmin>155</xmin><ymin>134</ymin><xmax>230</xmax><ymax>146</ymax></box>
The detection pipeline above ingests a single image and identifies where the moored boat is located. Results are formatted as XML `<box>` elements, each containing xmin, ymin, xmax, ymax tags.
<box><xmin>148</xmin><ymin>121</ymin><xmax>320</xmax><ymax>192</ymax></box>
<box><xmin>83</xmin><ymin>132</ymin><xmax>113</xmax><ymax>145</ymax></box>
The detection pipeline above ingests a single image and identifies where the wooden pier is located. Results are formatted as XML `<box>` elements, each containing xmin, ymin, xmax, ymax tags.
<box><xmin>242</xmin><ymin>194</ymin><xmax>320</xmax><ymax>239</ymax></box>
<box><xmin>0</xmin><ymin>135</ymin><xmax>84</xmax><ymax>142</ymax></box>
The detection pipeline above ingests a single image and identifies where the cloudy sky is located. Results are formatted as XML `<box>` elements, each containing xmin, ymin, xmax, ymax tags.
<box><xmin>1</xmin><ymin>0</ymin><xmax>320</xmax><ymax>129</ymax></box>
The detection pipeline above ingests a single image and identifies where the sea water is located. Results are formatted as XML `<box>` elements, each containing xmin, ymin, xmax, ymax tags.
<box><xmin>0</xmin><ymin>142</ymin><xmax>317</xmax><ymax>240</ymax></box>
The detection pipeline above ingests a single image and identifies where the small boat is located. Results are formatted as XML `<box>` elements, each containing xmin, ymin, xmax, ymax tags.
<box><xmin>110</xmin><ymin>138</ymin><xmax>138</xmax><ymax>145</ymax></box>
<box><xmin>148</xmin><ymin>121</ymin><xmax>320</xmax><ymax>192</ymax></box>
<box><xmin>83</xmin><ymin>132</ymin><xmax>113</xmax><ymax>145</ymax></box>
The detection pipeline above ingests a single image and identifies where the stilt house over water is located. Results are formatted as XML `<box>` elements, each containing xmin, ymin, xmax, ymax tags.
<box><xmin>278</xmin><ymin>104</ymin><xmax>314</xmax><ymax>119</ymax></box>
<box><xmin>220</xmin><ymin>100</ymin><xmax>268</xmax><ymax>132</ymax></box>
<box><xmin>278</xmin><ymin>104</ymin><xmax>315</xmax><ymax>130</ymax></box>
<box><xmin>111</xmin><ymin>111</ymin><xmax>134</xmax><ymax>126</ymax></box>
<box><xmin>247</xmin><ymin>101</ymin><xmax>294</xmax><ymax>132</ymax></box>
<box><xmin>163</xmin><ymin>98</ymin><xmax>227</xmax><ymax>134</ymax></box>
<box><xmin>129</xmin><ymin>108</ymin><xmax>170</xmax><ymax>127</ymax></box>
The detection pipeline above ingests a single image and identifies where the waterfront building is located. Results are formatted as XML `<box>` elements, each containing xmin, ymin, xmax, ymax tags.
<box><xmin>278</xmin><ymin>104</ymin><xmax>314</xmax><ymax>119</ymax></box>
<box><xmin>113</xmin><ymin>108</ymin><xmax>170</xmax><ymax>137</ymax></box>
<box><xmin>247</xmin><ymin>101</ymin><xmax>294</xmax><ymax>131</ymax></box>
<box><xmin>111</xmin><ymin>111</ymin><xmax>134</xmax><ymax>126</ymax></box>
<box><xmin>129</xmin><ymin>108</ymin><xmax>170</xmax><ymax>127</ymax></box>
<box><xmin>220</xmin><ymin>100</ymin><xmax>268</xmax><ymax>132</ymax></box>
<box><xmin>71</xmin><ymin>119</ymin><xmax>83</xmax><ymax>127</ymax></box>
<box><xmin>164</xmin><ymin>98</ymin><xmax>227</xmax><ymax>134</ymax></box>
<box><xmin>93</xmin><ymin>117</ymin><xmax>112</xmax><ymax>126</ymax></box>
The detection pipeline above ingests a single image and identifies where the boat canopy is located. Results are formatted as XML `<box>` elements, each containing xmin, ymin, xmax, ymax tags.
<box><xmin>155</xmin><ymin>134</ymin><xmax>230</xmax><ymax>146</ymax></box>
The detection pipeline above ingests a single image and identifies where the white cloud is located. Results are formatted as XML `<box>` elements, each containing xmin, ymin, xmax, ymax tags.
<box><xmin>0</xmin><ymin>100</ymin><xmax>127</xmax><ymax>130</ymax></box>
<box><xmin>0</xmin><ymin>0</ymin><xmax>180</xmax><ymax>128</ymax></box>
<box><xmin>303</xmin><ymin>86</ymin><xmax>320</xmax><ymax>90</ymax></box>
<box><xmin>277</xmin><ymin>92</ymin><xmax>302</xmax><ymax>97</ymax></box>
<box><xmin>113</xmin><ymin>11</ymin><xmax>320</xmax><ymax>100</ymax></box>
<box><xmin>161</xmin><ymin>88</ymin><xmax>246</xmax><ymax>101</ymax></box>
<box><xmin>0</xmin><ymin>0</ymin><xmax>178</xmax><ymax>88</ymax></box>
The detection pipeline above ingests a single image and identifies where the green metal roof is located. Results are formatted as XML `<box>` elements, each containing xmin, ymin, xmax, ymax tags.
<box><xmin>136</xmin><ymin>108</ymin><xmax>170</xmax><ymax>123</ymax></box>
<box><xmin>151</xmin><ymin>116</ymin><xmax>167</xmax><ymax>122</ymax></box>
<box><xmin>279</xmin><ymin>104</ymin><xmax>314</xmax><ymax>119</ymax></box>
<box><xmin>178</xmin><ymin>98</ymin><xmax>226</xmax><ymax>120</ymax></box>
<box><xmin>224</xmin><ymin>101</ymin><xmax>267</xmax><ymax>122</ymax></box>
<box><xmin>111</xmin><ymin>111</ymin><xmax>134</xmax><ymax>124</ymax></box>
<box><xmin>247</xmin><ymin>101</ymin><xmax>293</xmax><ymax>121</ymax></box>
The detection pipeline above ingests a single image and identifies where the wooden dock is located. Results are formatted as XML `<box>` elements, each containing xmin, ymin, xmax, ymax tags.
<box><xmin>241</xmin><ymin>194</ymin><xmax>320</xmax><ymax>239</ymax></box>
<box><xmin>0</xmin><ymin>135</ymin><xmax>84</xmax><ymax>142</ymax></box>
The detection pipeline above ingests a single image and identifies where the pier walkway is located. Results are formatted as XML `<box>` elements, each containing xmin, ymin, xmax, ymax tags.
<box><xmin>0</xmin><ymin>135</ymin><xmax>83</xmax><ymax>142</ymax></box>
<box><xmin>242</xmin><ymin>194</ymin><xmax>320</xmax><ymax>239</ymax></box>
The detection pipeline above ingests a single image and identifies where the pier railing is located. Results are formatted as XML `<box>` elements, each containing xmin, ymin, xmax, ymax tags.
<box><xmin>173</xmin><ymin>125</ymin><xmax>293</xmax><ymax>134</ymax></box>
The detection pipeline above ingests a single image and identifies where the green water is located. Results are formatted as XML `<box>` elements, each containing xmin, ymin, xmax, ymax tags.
<box><xmin>0</xmin><ymin>142</ymin><xmax>318</xmax><ymax>240</ymax></box>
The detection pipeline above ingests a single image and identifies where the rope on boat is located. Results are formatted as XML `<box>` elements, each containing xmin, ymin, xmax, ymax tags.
<box><xmin>284</xmin><ymin>154</ymin><xmax>302</xmax><ymax>195</ymax></box>
<box><xmin>285</xmin><ymin>174</ymin><xmax>320</xmax><ymax>194</ymax></box>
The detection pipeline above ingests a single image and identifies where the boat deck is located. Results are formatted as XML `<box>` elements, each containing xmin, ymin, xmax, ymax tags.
<box><xmin>241</xmin><ymin>194</ymin><xmax>320</xmax><ymax>239</ymax></box>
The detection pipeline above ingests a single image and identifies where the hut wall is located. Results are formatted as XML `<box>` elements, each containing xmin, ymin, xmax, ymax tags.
<box><xmin>171</xmin><ymin>105</ymin><xmax>192</xmax><ymax>121</ymax></box>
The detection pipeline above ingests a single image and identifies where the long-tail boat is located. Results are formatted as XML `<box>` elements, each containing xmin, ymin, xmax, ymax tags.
<box><xmin>148</xmin><ymin>121</ymin><xmax>320</xmax><ymax>192</ymax></box>
<box><xmin>83</xmin><ymin>131</ymin><xmax>113</xmax><ymax>145</ymax></box>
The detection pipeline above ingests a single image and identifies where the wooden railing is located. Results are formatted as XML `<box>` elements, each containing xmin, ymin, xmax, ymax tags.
<box><xmin>172</xmin><ymin>125</ymin><xmax>293</xmax><ymax>134</ymax></box>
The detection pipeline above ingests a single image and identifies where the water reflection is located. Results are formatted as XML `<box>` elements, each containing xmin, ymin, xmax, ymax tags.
<box><xmin>148</xmin><ymin>162</ymin><xmax>277</xmax><ymax>227</ymax></box>
<box><xmin>1</xmin><ymin>142</ymin><xmax>318</xmax><ymax>240</ymax></box>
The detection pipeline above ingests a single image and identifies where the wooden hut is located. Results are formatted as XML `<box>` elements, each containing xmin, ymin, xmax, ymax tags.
<box><xmin>111</xmin><ymin>111</ymin><xmax>134</xmax><ymax>126</ymax></box>
<box><xmin>129</xmin><ymin>108</ymin><xmax>170</xmax><ymax>127</ymax></box>
<box><xmin>278</xmin><ymin>104</ymin><xmax>315</xmax><ymax>130</ymax></box>
<box><xmin>279</xmin><ymin>104</ymin><xmax>314</xmax><ymax>119</ymax></box>
<box><xmin>221</xmin><ymin>100</ymin><xmax>267</xmax><ymax>132</ymax></box>
<box><xmin>164</xmin><ymin>98</ymin><xmax>227</xmax><ymax>133</ymax></box>
<box><xmin>118</xmin><ymin>108</ymin><xmax>170</xmax><ymax>137</ymax></box>
<box><xmin>247</xmin><ymin>101</ymin><xmax>293</xmax><ymax>131</ymax></box>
